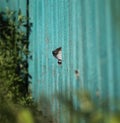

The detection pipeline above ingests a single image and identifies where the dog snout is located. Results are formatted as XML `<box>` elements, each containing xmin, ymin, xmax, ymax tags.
<box><xmin>52</xmin><ymin>51</ymin><xmax>56</xmax><ymax>55</ymax></box>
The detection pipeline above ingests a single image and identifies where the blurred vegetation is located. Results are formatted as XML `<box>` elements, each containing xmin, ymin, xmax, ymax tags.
<box><xmin>0</xmin><ymin>8</ymin><xmax>33</xmax><ymax>123</ymax></box>
<box><xmin>56</xmin><ymin>90</ymin><xmax>120</xmax><ymax>123</ymax></box>
<box><xmin>0</xmin><ymin>7</ymin><xmax>31</xmax><ymax>103</ymax></box>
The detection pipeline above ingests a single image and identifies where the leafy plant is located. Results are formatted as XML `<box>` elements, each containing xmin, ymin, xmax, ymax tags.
<box><xmin>0</xmin><ymin>7</ymin><xmax>32</xmax><ymax>104</ymax></box>
<box><xmin>0</xmin><ymin>7</ymin><xmax>33</xmax><ymax>123</ymax></box>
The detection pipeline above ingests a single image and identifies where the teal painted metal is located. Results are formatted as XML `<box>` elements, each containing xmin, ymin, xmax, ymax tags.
<box><xmin>29</xmin><ymin>0</ymin><xmax>120</xmax><ymax>111</ymax></box>
<box><xmin>0</xmin><ymin>0</ymin><xmax>26</xmax><ymax>15</ymax></box>
<box><xmin>1</xmin><ymin>0</ymin><xmax>120</xmax><ymax>122</ymax></box>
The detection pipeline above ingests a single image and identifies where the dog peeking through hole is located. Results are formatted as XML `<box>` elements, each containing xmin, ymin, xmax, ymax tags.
<box><xmin>52</xmin><ymin>47</ymin><xmax>62</xmax><ymax>64</ymax></box>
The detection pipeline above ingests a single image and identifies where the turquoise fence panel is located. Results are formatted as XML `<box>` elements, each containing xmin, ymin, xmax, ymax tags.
<box><xmin>0</xmin><ymin>0</ymin><xmax>26</xmax><ymax>15</ymax></box>
<box><xmin>0</xmin><ymin>0</ymin><xmax>120</xmax><ymax>122</ymax></box>
<box><xmin>29</xmin><ymin>0</ymin><xmax>120</xmax><ymax>114</ymax></box>
<box><xmin>1</xmin><ymin>0</ymin><xmax>120</xmax><ymax>122</ymax></box>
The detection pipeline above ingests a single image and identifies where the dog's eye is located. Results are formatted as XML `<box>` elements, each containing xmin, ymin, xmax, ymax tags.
<box><xmin>52</xmin><ymin>47</ymin><xmax>62</xmax><ymax>64</ymax></box>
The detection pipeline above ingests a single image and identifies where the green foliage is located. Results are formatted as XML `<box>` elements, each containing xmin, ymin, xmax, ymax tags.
<box><xmin>17</xmin><ymin>108</ymin><xmax>34</xmax><ymax>123</ymax></box>
<box><xmin>30</xmin><ymin>95</ymin><xmax>56</xmax><ymax>123</ymax></box>
<box><xmin>0</xmin><ymin>8</ymin><xmax>31</xmax><ymax>103</ymax></box>
<box><xmin>0</xmin><ymin>101</ymin><xmax>16</xmax><ymax>123</ymax></box>
<box><xmin>56</xmin><ymin>90</ymin><xmax>120</xmax><ymax>123</ymax></box>
<box><xmin>0</xmin><ymin>7</ymin><xmax>33</xmax><ymax>123</ymax></box>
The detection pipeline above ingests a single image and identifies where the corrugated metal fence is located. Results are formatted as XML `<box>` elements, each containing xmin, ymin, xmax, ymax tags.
<box><xmin>29</xmin><ymin>0</ymin><xmax>120</xmax><ymax>102</ymax></box>
<box><xmin>29</xmin><ymin>0</ymin><xmax>120</xmax><ymax>122</ymax></box>
<box><xmin>30</xmin><ymin>0</ymin><xmax>120</xmax><ymax>122</ymax></box>
<box><xmin>0</xmin><ymin>0</ymin><xmax>120</xmax><ymax>122</ymax></box>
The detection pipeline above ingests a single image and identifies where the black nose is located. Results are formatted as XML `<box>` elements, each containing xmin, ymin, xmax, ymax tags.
<box><xmin>52</xmin><ymin>51</ymin><xmax>56</xmax><ymax>55</ymax></box>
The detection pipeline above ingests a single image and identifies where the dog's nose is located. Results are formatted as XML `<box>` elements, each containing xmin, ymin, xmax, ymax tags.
<box><xmin>52</xmin><ymin>51</ymin><xmax>56</xmax><ymax>55</ymax></box>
